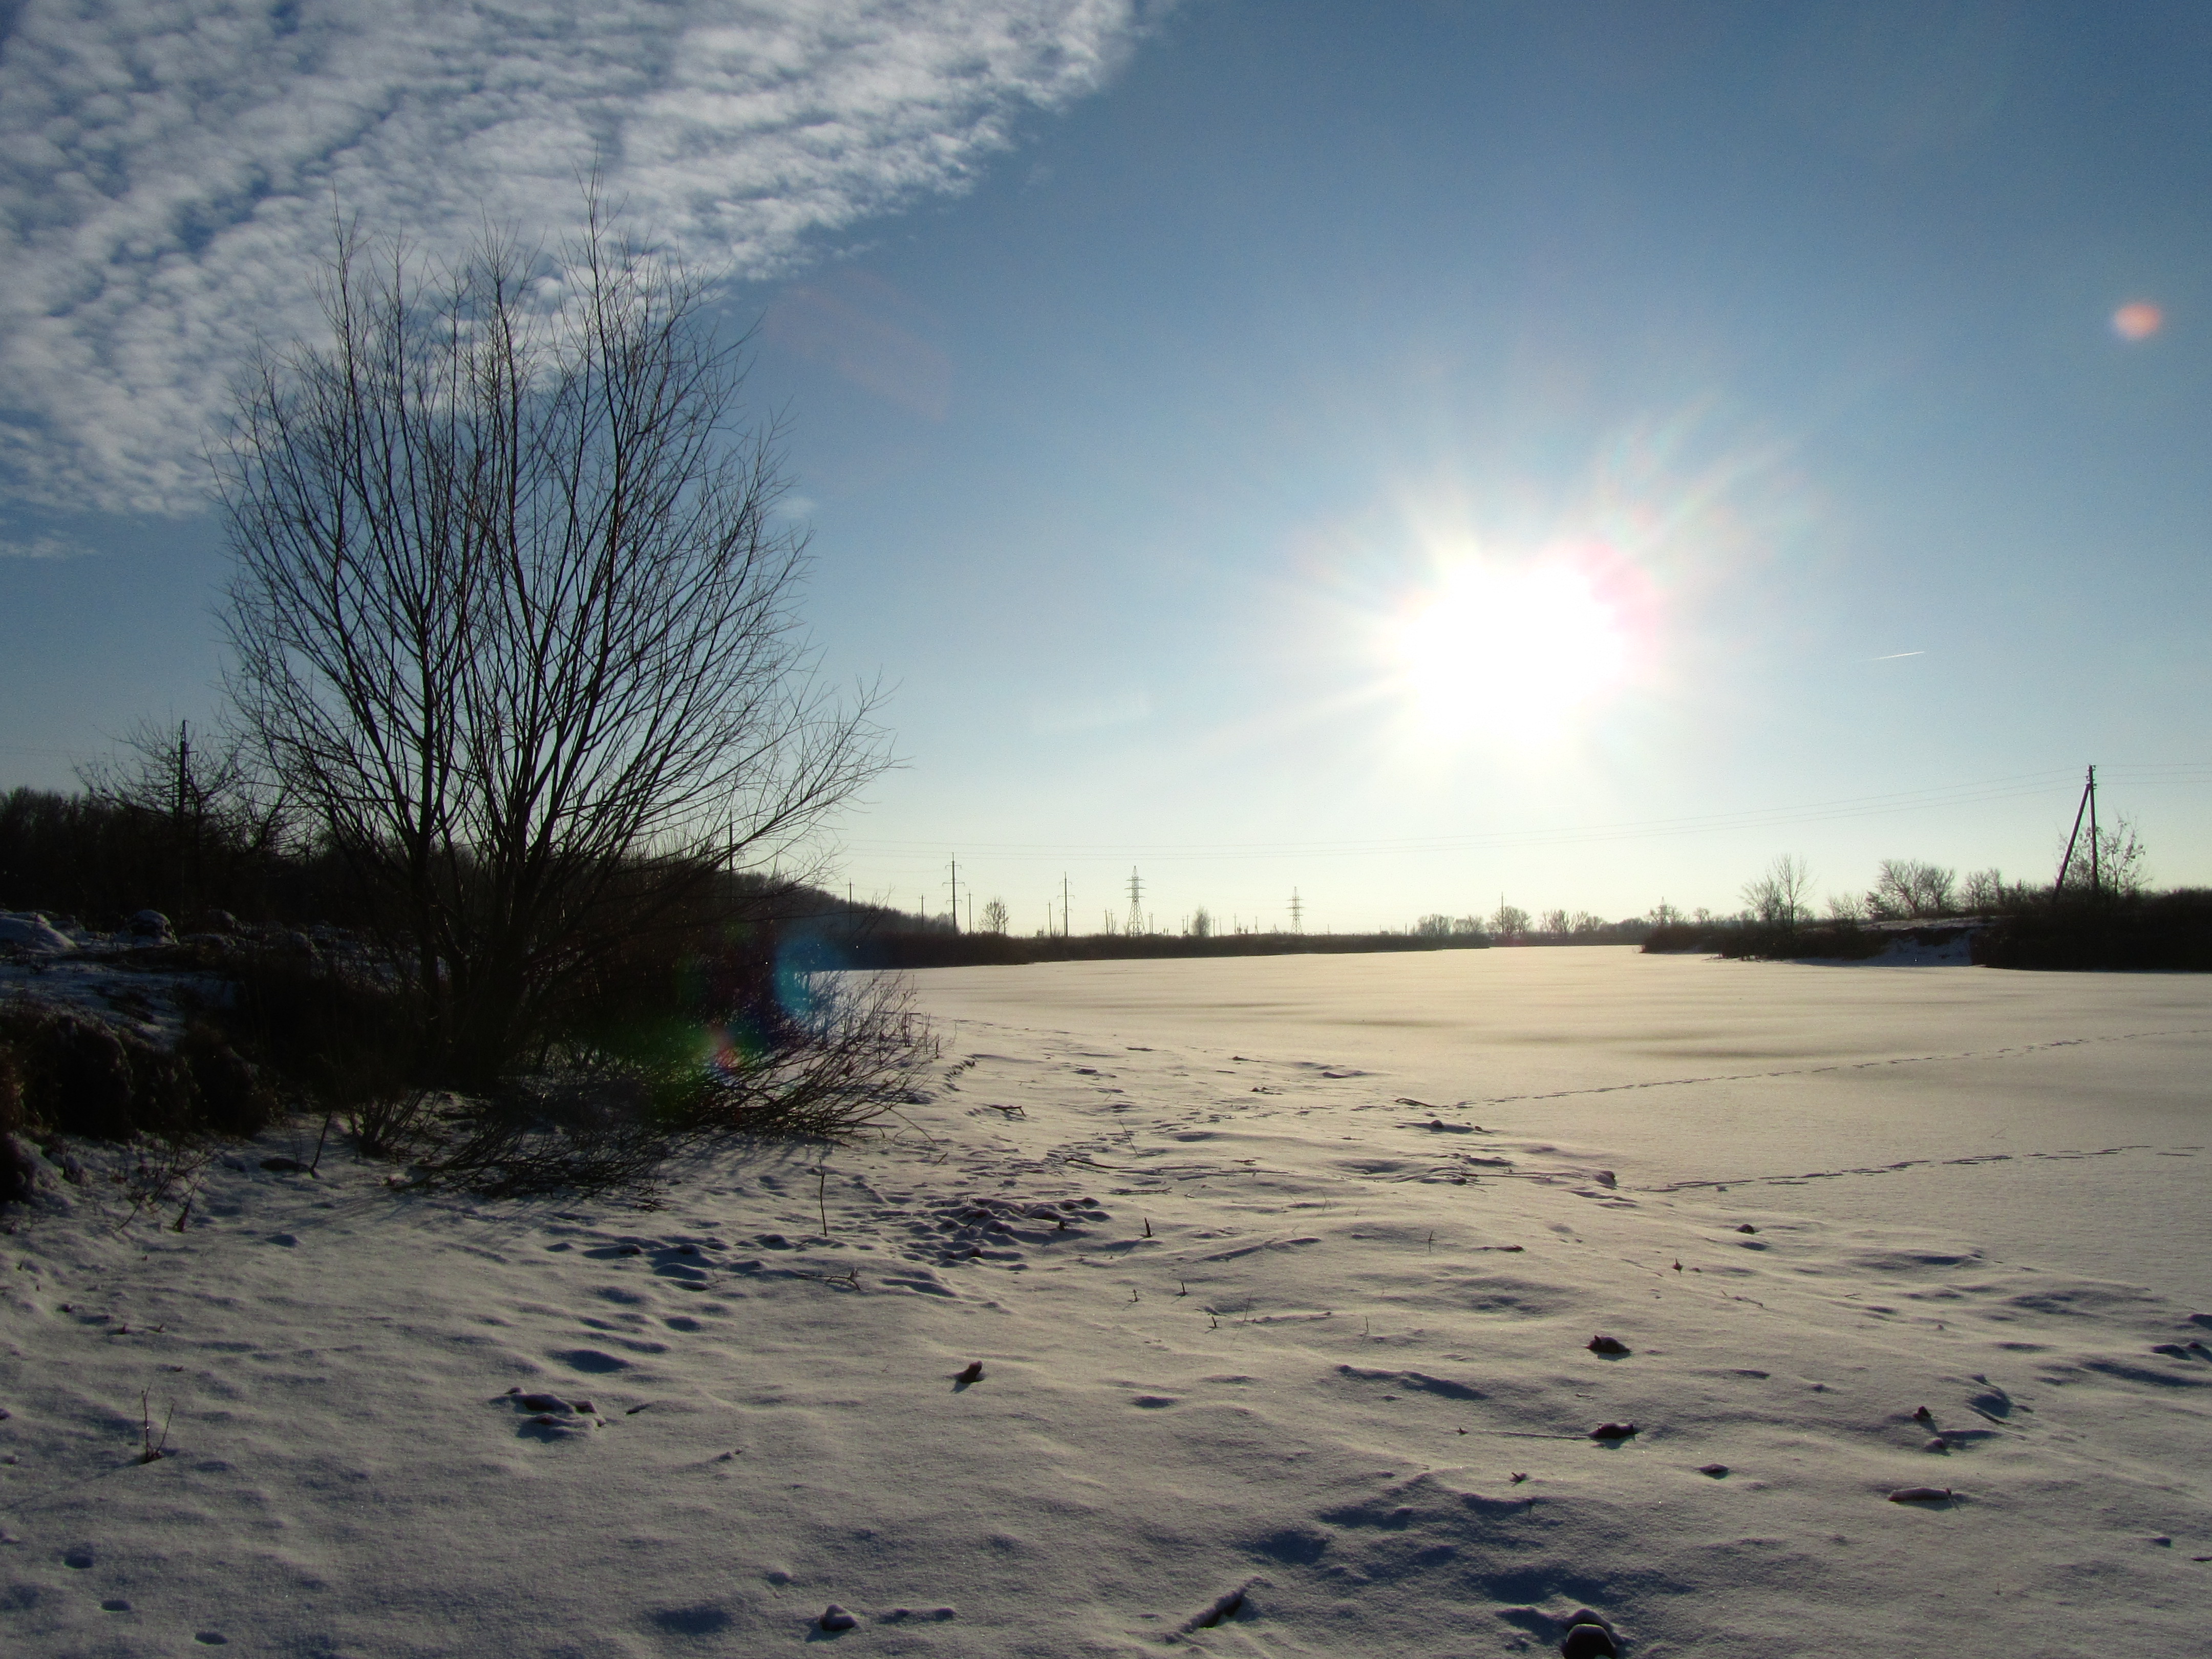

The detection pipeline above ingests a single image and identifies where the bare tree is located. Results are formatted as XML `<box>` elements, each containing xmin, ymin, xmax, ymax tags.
<box><xmin>218</xmin><ymin>205</ymin><xmax>888</xmax><ymax>1085</ymax></box>
<box><xmin>1491</xmin><ymin>902</ymin><xmax>1531</xmax><ymax>941</ymax></box>
<box><xmin>1867</xmin><ymin>858</ymin><xmax>1956</xmax><ymax>919</ymax></box>
<box><xmin>1741</xmin><ymin>855</ymin><xmax>1815</xmax><ymax>929</ymax></box>
<box><xmin>980</xmin><ymin>897</ymin><xmax>1009</xmax><ymax>934</ymax></box>
<box><xmin>2056</xmin><ymin>818</ymin><xmax>2149</xmax><ymax>900</ymax></box>
<box><xmin>1961</xmin><ymin>868</ymin><xmax>2017</xmax><ymax>912</ymax></box>
<box><xmin>78</xmin><ymin>718</ymin><xmax>294</xmax><ymax>915</ymax></box>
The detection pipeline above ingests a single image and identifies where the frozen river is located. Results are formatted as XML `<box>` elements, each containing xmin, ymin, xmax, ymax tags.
<box><xmin>913</xmin><ymin>946</ymin><xmax>2212</xmax><ymax>1304</ymax></box>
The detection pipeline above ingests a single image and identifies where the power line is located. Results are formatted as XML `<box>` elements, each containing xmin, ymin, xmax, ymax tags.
<box><xmin>842</xmin><ymin>766</ymin><xmax>2193</xmax><ymax>863</ymax></box>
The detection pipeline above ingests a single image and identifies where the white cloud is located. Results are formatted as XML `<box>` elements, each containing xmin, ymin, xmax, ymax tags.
<box><xmin>0</xmin><ymin>0</ymin><xmax>1158</xmax><ymax>512</ymax></box>
<box><xmin>1029</xmin><ymin>688</ymin><xmax>1152</xmax><ymax>735</ymax></box>
<box><xmin>0</xmin><ymin>532</ymin><xmax>94</xmax><ymax>559</ymax></box>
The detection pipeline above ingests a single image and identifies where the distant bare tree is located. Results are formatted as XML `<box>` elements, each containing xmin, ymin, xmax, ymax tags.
<box><xmin>1742</xmin><ymin>855</ymin><xmax>1815</xmax><ymax>929</ymax></box>
<box><xmin>980</xmin><ymin>897</ymin><xmax>1009</xmax><ymax>934</ymax></box>
<box><xmin>219</xmin><ymin>204</ymin><xmax>889</xmax><ymax>1085</ymax></box>
<box><xmin>2056</xmin><ymin>818</ymin><xmax>2149</xmax><ymax>900</ymax></box>
<box><xmin>1867</xmin><ymin>858</ymin><xmax>1956</xmax><ymax>919</ymax></box>
<box><xmin>1961</xmin><ymin>868</ymin><xmax>2016</xmax><ymax>912</ymax></box>
<box><xmin>81</xmin><ymin>719</ymin><xmax>292</xmax><ymax>859</ymax></box>
<box><xmin>1187</xmin><ymin>905</ymin><xmax>1213</xmax><ymax>939</ymax></box>
<box><xmin>1540</xmin><ymin>907</ymin><xmax>1570</xmax><ymax>938</ymax></box>
<box><xmin>1491</xmin><ymin>902</ymin><xmax>1531</xmax><ymax>941</ymax></box>
<box><xmin>79</xmin><ymin>718</ymin><xmax>294</xmax><ymax>913</ymax></box>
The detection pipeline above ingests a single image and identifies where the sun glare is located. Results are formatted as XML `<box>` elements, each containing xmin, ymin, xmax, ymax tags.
<box><xmin>1388</xmin><ymin>550</ymin><xmax>1641</xmax><ymax>743</ymax></box>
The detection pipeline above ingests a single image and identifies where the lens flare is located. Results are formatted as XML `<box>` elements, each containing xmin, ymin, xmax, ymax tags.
<box><xmin>2112</xmin><ymin>302</ymin><xmax>2163</xmax><ymax>342</ymax></box>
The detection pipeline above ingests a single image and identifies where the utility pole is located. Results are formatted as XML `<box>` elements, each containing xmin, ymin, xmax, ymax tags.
<box><xmin>948</xmin><ymin>855</ymin><xmax>960</xmax><ymax>933</ymax></box>
<box><xmin>2055</xmin><ymin>764</ymin><xmax>2098</xmax><ymax>899</ymax></box>
<box><xmin>2088</xmin><ymin>764</ymin><xmax>2100</xmax><ymax>899</ymax></box>
<box><xmin>1289</xmin><ymin>887</ymin><xmax>1303</xmax><ymax>933</ymax></box>
<box><xmin>1126</xmin><ymin>867</ymin><xmax>1144</xmax><ymax>937</ymax></box>
<box><xmin>1061</xmin><ymin>873</ymin><xmax>1071</xmax><ymax>939</ymax></box>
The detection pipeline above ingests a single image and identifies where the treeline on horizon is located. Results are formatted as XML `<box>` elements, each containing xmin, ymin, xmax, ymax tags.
<box><xmin>1645</xmin><ymin>848</ymin><xmax>2212</xmax><ymax>973</ymax></box>
<box><xmin>0</xmin><ymin>782</ymin><xmax>1657</xmax><ymax>969</ymax></box>
<box><xmin>5</xmin><ymin>783</ymin><xmax>2205</xmax><ymax>977</ymax></box>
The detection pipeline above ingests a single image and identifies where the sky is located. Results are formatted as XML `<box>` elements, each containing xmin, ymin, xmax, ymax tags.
<box><xmin>4</xmin><ymin>0</ymin><xmax>2210</xmax><ymax>934</ymax></box>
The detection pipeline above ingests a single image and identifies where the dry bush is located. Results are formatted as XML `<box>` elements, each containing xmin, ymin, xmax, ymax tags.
<box><xmin>218</xmin><ymin>944</ymin><xmax>417</xmax><ymax>1114</ymax></box>
<box><xmin>0</xmin><ymin>1045</ymin><xmax>32</xmax><ymax>1204</ymax></box>
<box><xmin>663</xmin><ymin>970</ymin><xmax>935</xmax><ymax>1140</ymax></box>
<box><xmin>0</xmin><ymin>1007</ymin><xmax>273</xmax><ymax>1142</ymax></box>
<box><xmin>375</xmin><ymin>970</ymin><xmax>935</xmax><ymax>1198</ymax></box>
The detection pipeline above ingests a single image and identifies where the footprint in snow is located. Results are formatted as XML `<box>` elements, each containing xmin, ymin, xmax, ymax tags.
<box><xmin>1560</xmin><ymin>1609</ymin><xmax>1619</xmax><ymax>1657</ymax></box>
<box><xmin>503</xmin><ymin>1388</ymin><xmax>594</xmax><ymax>1433</ymax></box>
<box><xmin>554</xmin><ymin>1349</ymin><xmax>629</xmax><ymax>1374</ymax></box>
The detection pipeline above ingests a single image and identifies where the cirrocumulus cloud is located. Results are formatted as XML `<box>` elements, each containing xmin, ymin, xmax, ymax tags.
<box><xmin>0</xmin><ymin>0</ymin><xmax>1158</xmax><ymax>511</ymax></box>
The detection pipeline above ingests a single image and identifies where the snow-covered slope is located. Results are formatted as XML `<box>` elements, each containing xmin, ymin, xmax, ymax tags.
<box><xmin>2</xmin><ymin>952</ymin><xmax>2206</xmax><ymax>1655</ymax></box>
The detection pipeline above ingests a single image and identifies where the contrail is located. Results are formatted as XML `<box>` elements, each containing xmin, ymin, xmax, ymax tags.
<box><xmin>1871</xmin><ymin>651</ymin><xmax>1925</xmax><ymax>661</ymax></box>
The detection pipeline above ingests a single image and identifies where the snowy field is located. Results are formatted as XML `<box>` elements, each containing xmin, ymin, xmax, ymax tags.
<box><xmin>3</xmin><ymin>947</ymin><xmax>2208</xmax><ymax>1655</ymax></box>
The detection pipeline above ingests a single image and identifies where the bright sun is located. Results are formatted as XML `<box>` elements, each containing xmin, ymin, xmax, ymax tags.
<box><xmin>1389</xmin><ymin>555</ymin><xmax>1636</xmax><ymax>742</ymax></box>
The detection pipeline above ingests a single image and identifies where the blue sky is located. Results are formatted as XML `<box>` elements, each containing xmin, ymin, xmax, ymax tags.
<box><xmin>5</xmin><ymin>1</ymin><xmax>2209</xmax><ymax>931</ymax></box>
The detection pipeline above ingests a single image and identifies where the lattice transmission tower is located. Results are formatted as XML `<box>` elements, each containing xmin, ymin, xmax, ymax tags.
<box><xmin>1289</xmin><ymin>887</ymin><xmax>1303</xmax><ymax>933</ymax></box>
<box><xmin>1126</xmin><ymin>867</ymin><xmax>1145</xmax><ymax>937</ymax></box>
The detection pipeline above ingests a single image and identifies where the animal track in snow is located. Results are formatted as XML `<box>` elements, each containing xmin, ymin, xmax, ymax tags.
<box><xmin>873</xmin><ymin>1193</ymin><xmax>1113</xmax><ymax>1269</ymax></box>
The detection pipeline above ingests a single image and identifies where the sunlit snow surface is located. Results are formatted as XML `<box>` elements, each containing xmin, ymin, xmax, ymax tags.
<box><xmin>3</xmin><ymin>949</ymin><xmax>2207</xmax><ymax>1654</ymax></box>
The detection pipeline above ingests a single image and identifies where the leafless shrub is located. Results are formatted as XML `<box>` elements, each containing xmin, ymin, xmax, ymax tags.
<box><xmin>137</xmin><ymin>1388</ymin><xmax>176</xmax><ymax>1463</ymax></box>
<box><xmin>345</xmin><ymin>1089</ymin><xmax>441</xmax><ymax>1161</ymax></box>
<box><xmin>0</xmin><ymin>1046</ymin><xmax>33</xmax><ymax>1205</ymax></box>
<box><xmin>665</xmin><ymin>971</ymin><xmax>937</xmax><ymax>1142</ymax></box>
<box><xmin>373</xmin><ymin>973</ymin><xmax>934</xmax><ymax>1198</ymax></box>
<box><xmin>115</xmin><ymin>1135</ymin><xmax>216</xmax><ymax>1232</ymax></box>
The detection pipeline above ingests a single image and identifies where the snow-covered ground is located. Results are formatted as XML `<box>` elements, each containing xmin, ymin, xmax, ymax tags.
<box><xmin>3</xmin><ymin>948</ymin><xmax>2206</xmax><ymax>1655</ymax></box>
